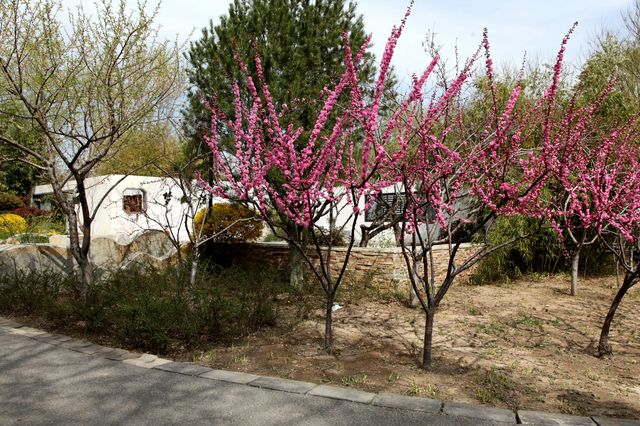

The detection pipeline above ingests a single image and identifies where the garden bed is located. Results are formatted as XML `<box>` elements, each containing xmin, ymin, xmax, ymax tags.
<box><xmin>184</xmin><ymin>275</ymin><xmax>640</xmax><ymax>419</ymax></box>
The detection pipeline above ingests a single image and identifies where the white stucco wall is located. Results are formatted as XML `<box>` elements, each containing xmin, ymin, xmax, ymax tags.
<box><xmin>34</xmin><ymin>177</ymin><xmax>452</xmax><ymax>248</ymax></box>
<box><xmin>34</xmin><ymin>175</ymin><xmax>221</xmax><ymax>245</ymax></box>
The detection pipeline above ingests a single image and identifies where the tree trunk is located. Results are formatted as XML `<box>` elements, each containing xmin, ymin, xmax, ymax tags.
<box><xmin>422</xmin><ymin>306</ymin><xmax>435</xmax><ymax>369</ymax></box>
<box><xmin>597</xmin><ymin>273</ymin><xmax>636</xmax><ymax>356</ymax></box>
<box><xmin>289</xmin><ymin>243</ymin><xmax>305</xmax><ymax>289</ymax></box>
<box><xmin>189</xmin><ymin>248</ymin><xmax>199</xmax><ymax>295</ymax></box>
<box><xmin>67</xmin><ymin>210</ymin><xmax>90</xmax><ymax>300</ymax></box>
<box><xmin>409</xmin><ymin>257</ymin><xmax>420</xmax><ymax>308</ymax></box>
<box><xmin>571</xmin><ymin>251</ymin><xmax>579</xmax><ymax>296</ymax></box>
<box><xmin>359</xmin><ymin>227</ymin><xmax>370</xmax><ymax>247</ymax></box>
<box><xmin>324</xmin><ymin>294</ymin><xmax>334</xmax><ymax>352</ymax></box>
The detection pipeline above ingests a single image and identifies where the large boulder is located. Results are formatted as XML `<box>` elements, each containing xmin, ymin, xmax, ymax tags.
<box><xmin>0</xmin><ymin>244</ymin><xmax>74</xmax><ymax>275</ymax></box>
<box><xmin>0</xmin><ymin>230</ymin><xmax>180</xmax><ymax>276</ymax></box>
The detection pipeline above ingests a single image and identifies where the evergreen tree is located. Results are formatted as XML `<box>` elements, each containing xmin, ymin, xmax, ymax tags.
<box><xmin>184</xmin><ymin>0</ymin><xmax>380</xmax><ymax>288</ymax></box>
<box><xmin>183</xmin><ymin>0</ymin><xmax>376</xmax><ymax>149</ymax></box>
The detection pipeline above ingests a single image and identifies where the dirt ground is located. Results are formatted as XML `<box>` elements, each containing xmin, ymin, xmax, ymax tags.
<box><xmin>182</xmin><ymin>275</ymin><xmax>640</xmax><ymax>419</ymax></box>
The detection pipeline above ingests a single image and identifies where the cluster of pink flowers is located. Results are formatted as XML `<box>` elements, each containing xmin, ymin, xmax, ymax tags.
<box><xmin>199</xmin><ymin>4</ymin><xmax>640</xmax><ymax>252</ymax></box>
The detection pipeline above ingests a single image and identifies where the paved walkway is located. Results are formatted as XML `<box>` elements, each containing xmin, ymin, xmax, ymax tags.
<box><xmin>0</xmin><ymin>318</ymin><xmax>637</xmax><ymax>426</ymax></box>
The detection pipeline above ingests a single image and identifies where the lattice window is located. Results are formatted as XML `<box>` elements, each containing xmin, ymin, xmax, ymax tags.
<box><xmin>364</xmin><ymin>192</ymin><xmax>436</xmax><ymax>223</ymax></box>
<box><xmin>365</xmin><ymin>192</ymin><xmax>407</xmax><ymax>222</ymax></box>
<box><xmin>123</xmin><ymin>189</ymin><xmax>145</xmax><ymax>214</ymax></box>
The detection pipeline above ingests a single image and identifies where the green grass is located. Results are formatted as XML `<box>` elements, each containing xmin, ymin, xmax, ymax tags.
<box><xmin>474</xmin><ymin>368</ymin><xmax>517</xmax><ymax>407</ymax></box>
<box><xmin>405</xmin><ymin>380</ymin><xmax>437</xmax><ymax>398</ymax></box>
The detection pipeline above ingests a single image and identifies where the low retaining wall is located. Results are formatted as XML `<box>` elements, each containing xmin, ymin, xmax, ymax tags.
<box><xmin>0</xmin><ymin>231</ymin><xmax>480</xmax><ymax>289</ymax></box>
<box><xmin>0</xmin><ymin>230</ymin><xmax>180</xmax><ymax>276</ymax></box>
<box><xmin>207</xmin><ymin>242</ymin><xmax>479</xmax><ymax>288</ymax></box>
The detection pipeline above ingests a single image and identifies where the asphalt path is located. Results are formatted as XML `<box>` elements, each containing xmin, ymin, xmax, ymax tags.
<box><xmin>0</xmin><ymin>331</ymin><xmax>509</xmax><ymax>425</ymax></box>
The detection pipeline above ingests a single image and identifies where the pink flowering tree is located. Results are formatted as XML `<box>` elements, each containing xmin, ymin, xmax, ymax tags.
<box><xmin>549</xmin><ymin>117</ymin><xmax>640</xmax><ymax>356</ymax></box>
<box><xmin>199</xmin><ymin>5</ymin><xmax>423</xmax><ymax>352</ymax></box>
<box><xmin>392</xmin><ymin>27</ymin><xmax>606</xmax><ymax>369</ymax></box>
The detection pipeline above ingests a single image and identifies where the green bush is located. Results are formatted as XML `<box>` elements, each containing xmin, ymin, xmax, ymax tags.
<box><xmin>471</xmin><ymin>215</ymin><xmax>615</xmax><ymax>284</ymax></box>
<box><xmin>0</xmin><ymin>261</ymin><xmax>286</xmax><ymax>354</ymax></box>
<box><xmin>0</xmin><ymin>269</ymin><xmax>71</xmax><ymax>319</ymax></box>
<box><xmin>471</xmin><ymin>215</ymin><xmax>562</xmax><ymax>284</ymax></box>
<box><xmin>0</xmin><ymin>192</ymin><xmax>24</xmax><ymax>211</ymax></box>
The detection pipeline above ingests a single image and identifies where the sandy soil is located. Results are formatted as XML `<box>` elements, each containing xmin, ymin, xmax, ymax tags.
<box><xmin>184</xmin><ymin>275</ymin><xmax>640</xmax><ymax>419</ymax></box>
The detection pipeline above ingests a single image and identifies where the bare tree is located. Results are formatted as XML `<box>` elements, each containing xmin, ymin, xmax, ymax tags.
<box><xmin>0</xmin><ymin>0</ymin><xmax>182</xmax><ymax>300</ymax></box>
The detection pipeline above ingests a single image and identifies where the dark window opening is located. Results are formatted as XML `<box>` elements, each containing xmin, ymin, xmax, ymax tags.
<box><xmin>123</xmin><ymin>190</ymin><xmax>145</xmax><ymax>214</ymax></box>
<box><xmin>364</xmin><ymin>192</ymin><xmax>436</xmax><ymax>223</ymax></box>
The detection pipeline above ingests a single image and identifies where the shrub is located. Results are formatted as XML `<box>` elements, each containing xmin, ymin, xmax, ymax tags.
<box><xmin>0</xmin><ymin>261</ymin><xmax>287</xmax><ymax>354</ymax></box>
<box><xmin>0</xmin><ymin>213</ymin><xmax>27</xmax><ymax>237</ymax></box>
<box><xmin>0</xmin><ymin>269</ymin><xmax>71</xmax><ymax>319</ymax></box>
<box><xmin>11</xmin><ymin>206</ymin><xmax>49</xmax><ymax>219</ymax></box>
<box><xmin>0</xmin><ymin>192</ymin><xmax>24</xmax><ymax>211</ymax></box>
<box><xmin>471</xmin><ymin>215</ymin><xmax>561</xmax><ymax>284</ymax></box>
<box><xmin>193</xmin><ymin>203</ymin><xmax>263</xmax><ymax>242</ymax></box>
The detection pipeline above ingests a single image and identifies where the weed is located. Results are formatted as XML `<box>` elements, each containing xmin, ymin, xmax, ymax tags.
<box><xmin>341</xmin><ymin>374</ymin><xmax>368</xmax><ymax>386</ymax></box>
<box><xmin>388</xmin><ymin>371</ymin><xmax>401</xmax><ymax>383</ymax></box>
<box><xmin>548</xmin><ymin>318</ymin><xmax>562</xmax><ymax>327</ymax></box>
<box><xmin>405</xmin><ymin>380</ymin><xmax>437</xmax><ymax>398</ymax></box>
<box><xmin>477</xmin><ymin>320</ymin><xmax>507</xmax><ymax>336</ymax></box>
<box><xmin>233</xmin><ymin>354</ymin><xmax>249</xmax><ymax>365</ymax></box>
<box><xmin>468</xmin><ymin>306</ymin><xmax>482</xmax><ymax>316</ymax></box>
<box><xmin>474</xmin><ymin>368</ymin><xmax>517</xmax><ymax>407</ymax></box>
<box><xmin>514</xmin><ymin>314</ymin><xmax>544</xmax><ymax>331</ymax></box>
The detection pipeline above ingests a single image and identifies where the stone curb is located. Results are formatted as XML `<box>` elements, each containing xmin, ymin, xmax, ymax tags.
<box><xmin>123</xmin><ymin>354</ymin><xmax>172</xmax><ymax>369</ymax></box>
<box><xmin>592</xmin><ymin>416</ymin><xmax>640</xmax><ymax>426</ymax></box>
<box><xmin>153</xmin><ymin>362</ymin><xmax>212</xmax><ymax>377</ymax></box>
<box><xmin>247</xmin><ymin>376</ymin><xmax>317</xmax><ymax>394</ymax></box>
<box><xmin>372</xmin><ymin>393</ymin><xmax>442</xmax><ymax>413</ymax></box>
<box><xmin>200</xmin><ymin>369</ymin><xmax>260</xmax><ymax>385</ymax></box>
<box><xmin>443</xmin><ymin>401</ymin><xmax>516</xmax><ymax>424</ymax></box>
<box><xmin>307</xmin><ymin>384</ymin><xmax>376</xmax><ymax>404</ymax></box>
<box><xmin>3</xmin><ymin>316</ymin><xmax>640</xmax><ymax>425</ymax></box>
<box><xmin>518</xmin><ymin>409</ymin><xmax>596</xmax><ymax>425</ymax></box>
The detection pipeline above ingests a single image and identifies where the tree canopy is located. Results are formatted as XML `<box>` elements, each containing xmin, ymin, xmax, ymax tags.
<box><xmin>183</xmin><ymin>0</ymin><xmax>377</xmax><ymax>149</ymax></box>
<box><xmin>0</xmin><ymin>0</ymin><xmax>183</xmax><ymax>293</ymax></box>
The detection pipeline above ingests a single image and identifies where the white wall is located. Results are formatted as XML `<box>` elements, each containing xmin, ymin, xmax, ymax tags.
<box><xmin>78</xmin><ymin>175</ymin><xmax>201</xmax><ymax>245</ymax></box>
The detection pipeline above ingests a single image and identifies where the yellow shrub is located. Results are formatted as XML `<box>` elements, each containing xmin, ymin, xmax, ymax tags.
<box><xmin>0</xmin><ymin>213</ymin><xmax>27</xmax><ymax>236</ymax></box>
<box><xmin>193</xmin><ymin>203</ymin><xmax>263</xmax><ymax>242</ymax></box>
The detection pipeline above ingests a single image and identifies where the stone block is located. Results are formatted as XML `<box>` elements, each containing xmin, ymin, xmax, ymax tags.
<box><xmin>307</xmin><ymin>385</ymin><xmax>375</xmax><ymax>404</ymax></box>
<box><xmin>591</xmin><ymin>416</ymin><xmax>640</xmax><ymax>426</ymax></box>
<box><xmin>153</xmin><ymin>362</ymin><xmax>212</xmax><ymax>377</ymax></box>
<box><xmin>518</xmin><ymin>410</ymin><xmax>595</xmax><ymax>425</ymax></box>
<box><xmin>11</xmin><ymin>326</ymin><xmax>47</xmax><ymax>337</ymax></box>
<box><xmin>0</xmin><ymin>318</ymin><xmax>23</xmax><ymax>328</ymax></box>
<box><xmin>97</xmin><ymin>348</ymin><xmax>132</xmax><ymax>361</ymax></box>
<box><xmin>123</xmin><ymin>354</ymin><xmax>171</xmax><ymax>369</ymax></box>
<box><xmin>199</xmin><ymin>369</ymin><xmax>260</xmax><ymax>385</ymax></box>
<box><xmin>248</xmin><ymin>376</ymin><xmax>316</xmax><ymax>394</ymax></box>
<box><xmin>372</xmin><ymin>393</ymin><xmax>441</xmax><ymax>413</ymax></box>
<box><xmin>75</xmin><ymin>344</ymin><xmax>109</xmax><ymax>355</ymax></box>
<box><xmin>443</xmin><ymin>402</ymin><xmax>516</xmax><ymax>424</ymax></box>
<box><xmin>59</xmin><ymin>339</ymin><xmax>94</xmax><ymax>350</ymax></box>
<box><xmin>32</xmin><ymin>334</ymin><xmax>71</xmax><ymax>345</ymax></box>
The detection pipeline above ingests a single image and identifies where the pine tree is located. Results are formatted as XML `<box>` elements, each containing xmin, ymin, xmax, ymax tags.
<box><xmin>183</xmin><ymin>0</ymin><xmax>379</xmax><ymax>288</ymax></box>
<box><xmin>183</xmin><ymin>0</ymin><xmax>376</xmax><ymax>148</ymax></box>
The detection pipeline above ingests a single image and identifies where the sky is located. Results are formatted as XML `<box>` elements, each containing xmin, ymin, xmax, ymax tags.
<box><xmin>60</xmin><ymin>0</ymin><xmax>633</xmax><ymax>81</ymax></box>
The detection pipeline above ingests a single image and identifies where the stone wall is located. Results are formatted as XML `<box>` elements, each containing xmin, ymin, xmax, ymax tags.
<box><xmin>0</xmin><ymin>230</ymin><xmax>180</xmax><ymax>276</ymax></box>
<box><xmin>213</xmin><ymin>242</ymin><xmax>479</xmax><ymax>288</ymax></box>
<box><xmin>0</xmin><ymin>232</ymin><xmax>479</xmax><ymax>289</ymax></box>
